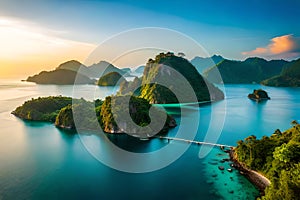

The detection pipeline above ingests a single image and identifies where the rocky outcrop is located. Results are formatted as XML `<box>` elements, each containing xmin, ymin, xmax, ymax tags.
<box><xmin>100</xmin><ymin>95</ymin><xmax>176</xmax><ymax>135</ymax></box>
<box><xmin>248</xmin><ymin>89</ymin><xmax>270</xmax><ymax>101</ymax></box>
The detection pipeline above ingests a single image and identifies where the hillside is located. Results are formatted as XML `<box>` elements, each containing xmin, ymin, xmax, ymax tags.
<box><xmin>234</xmin><ymin>121</ymin><xmax>300</xmax><ymax>199</ymax></box>
<box><xmin>11</xmin><ymin>96</ymin><xmax>73</xmax><ymax>122</ymax></box>
<box><xmin>138</xmin><ymin>52</ymin><xmax>224</xmax><ymax>104</ymax></box>
<box><xmin>204</xmin><ymin>57</ymin><xmax>288</xmax><ymax>84</ymax></box>
<box><xmin>190</xmin><ymin>55</ymin><xmax>224</xmax><ymax>74</ymax></box>
<box><xmin>97</xmin><ymin>72</ymin><xmax>126</xmax><ymax>86</ymax></box>
<box><xmin>100</xmin><ymin>95</ymin><xmax>176</xmax><ymax>135</ymax></box>
<box><xmin>118</xmin><ymin>77</ymin><xmax>142</xmax><ymax>95</ymax></box>
<box><xmin>261</xmin><ymin>58</ymin><xmax>300</xmax><ymax>87</ymax></box>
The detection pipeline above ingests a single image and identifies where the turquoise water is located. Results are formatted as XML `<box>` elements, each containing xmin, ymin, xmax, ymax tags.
<box><xmin>1</xmin><ymin>79</ymin><xmax>300</xmax><ymax>199</ymax></box>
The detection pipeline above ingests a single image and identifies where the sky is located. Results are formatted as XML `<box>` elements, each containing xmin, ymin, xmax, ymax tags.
<box><xmin>1</xmin><ymin>0</ymin><xmax>300</xmax><ymax>78</ymax></box>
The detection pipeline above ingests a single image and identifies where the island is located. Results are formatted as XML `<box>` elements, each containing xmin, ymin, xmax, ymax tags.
<box><xmin>248</xmin><ymin>89</ymin><xmax>270</xmax><ymax>101</ymax></box>
<box><xmin>25</xmin><ymin>60</ymin><xmax>126</xmax><ymax>85</ymax></box>
<box><xmin>12</xmin><ymin>96</ymin><xmax>176</xmax><ymax>135</ymax></box>
<box><xmin>26</xmin><ymin>69</ymin><xmax>95</xmax><ymax>85</ymax></box>
<box><xmin>97</xmin><ymin>72</ymin><xmax>126</xmax><ymax>86</ymax></box>
<box><xmin>261</xmin><ymin>58</ymin><xmax>300</xmax><ymax>87</ymax></box>
<box><xmin>119</xmin><ymin>52</ymin><xmax>224</xmax><ymax>104</ymax></box>
<box><xmin>230</xmin><ymin>121</ymin><xmax>300</xmax><ymax>199</ymax></box>
<box><xmin>11</xmin><ymin>96</ymin><xmax>73</xmax><ymax>122</ymax></box>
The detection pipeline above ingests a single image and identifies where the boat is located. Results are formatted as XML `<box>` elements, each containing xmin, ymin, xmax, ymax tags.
<box><xmin>227</xmin><ymin>168</ymin><xmax>233</xmax><ymax>172</ymax></box>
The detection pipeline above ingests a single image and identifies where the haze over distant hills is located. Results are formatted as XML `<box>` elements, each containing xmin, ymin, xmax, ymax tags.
<box><xmin>190</xmin><ymin>55</ymin><xmax>224</xmax><ymax>74</ymax></box>
<box><xmin>88</xmin><ymin>61</ymin><xmax>125</xmax><ymax>78</ymax></box>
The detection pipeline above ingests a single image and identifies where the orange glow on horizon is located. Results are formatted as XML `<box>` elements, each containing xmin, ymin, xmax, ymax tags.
<box><xmin>0</xmin><ymin>17</ymin><xmax>96</xmax><ymax>78</ymax></box>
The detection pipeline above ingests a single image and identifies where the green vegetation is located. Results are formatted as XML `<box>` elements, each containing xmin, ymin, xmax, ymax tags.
<box><xmin>261</xmin><ymin>58</ymin><xmax>300</xmax><ymax>87</ymax></box>
<box><xmin>55</xmin><ymin>99</ymin><xmax>102</xmax><ymax>130</ymax></box>
<box><xmin>55</xmin><ymin>105</ymin><xmax>75</xmax><ymax>129</ymax></box>
<box><xmin>204</xmin><ymin>57</ymin><xmax>288</xmax><ymax>84</ymax></box>
<box><xmin>12</xmin><ymin>95</ymin><xmax>175</xmax><ymax>134</ymax></box>
<box><xmin>12</xmin><ymin>96</ymin><xmax>73</xmax><ymax>122</ymax></box>
<box><xmin>97</xmin><ymin>72</ymin><xmax>126</xmax><ymax>86</ymax></box>
<box><xmin>100</xmin><ymin>95</ymin><xmax>176</xmax><ymax>133</ymax></box>
<box><xmin>235</xmin><ymin>122</ymin><xmax>300</xmax><ymax>199</ymax></box>
<box><xmin>118</xmin><ymin>77</ymin><xmax>142</xmax><ymax>95</ymax></box>
<box><xmin>120</xmin><ymin>52</ymin><xmax>224</xmax><ymax>103</ymax></box>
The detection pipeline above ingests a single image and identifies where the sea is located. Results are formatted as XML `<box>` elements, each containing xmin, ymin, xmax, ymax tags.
<box><xmin>1</xmin><ymin>78</ymin><xmax>300</xmax><ymax>200</ymax></box>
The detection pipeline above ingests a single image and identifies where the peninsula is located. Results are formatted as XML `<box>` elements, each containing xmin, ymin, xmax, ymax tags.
<box><xmin>231</xmin><ymin>121</ymin><xmax>300</xmax><ymax>199</ymax></box>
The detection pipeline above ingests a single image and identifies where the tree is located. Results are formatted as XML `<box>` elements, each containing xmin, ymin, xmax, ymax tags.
<box><xmin>178</xmin><ymin>52</ymin><xmax>185</xmax><ymax>57</ymax></box>
<box><xmin>291</xmin><ymin>120</ymin><xmax>299</xmax><ymax>126</ymax></box>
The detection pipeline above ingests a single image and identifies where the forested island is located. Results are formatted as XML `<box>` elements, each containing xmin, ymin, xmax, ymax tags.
<box><xmin>232</xmin><ymin>121</ymin><xmax>300</xmax><ymax>199</ymax></box>
<box><xmin>119</xmin><ymin>52</ymin><xmax>224</xmax><ymax>103</ymax></box>
<box><xmin>12</xmin><ymin>96</ymin><xmax>176</xmax><ymax>135</ymax></box>
<box><xmin>15</xmin><ymin>52</ymin><xmax>227</xmax><ymax>135</ymax></box>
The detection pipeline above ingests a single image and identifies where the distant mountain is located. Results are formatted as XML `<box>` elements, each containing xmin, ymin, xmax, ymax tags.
<box><xmin>26</xmin><ymin>69</ymin><xmax>94</xmax><ymax>85</ymax></box>
<box><xmin>56</xmin><ymin>60</ymin><xmax>86</xmax><ymax>72</ymax></box>
<box><xmin>261</xmin><ymin>58</ymin><xmax>300</xmax><ymax>87</ymax></box>
<box><xmin>121</xmin><ymin>68</ymin><xmax>131</xmax><ymax>73</ymax></box>
<box><xmin>26</xmin><ymin>60</ymin><xmax>126</xmax><ymax>85</ymax></box>
<box><xmin>190</xmin><ymin>55</ymin><xmax>224</xmax><ymax>74</ymax></box>
<box><xmin>89</xmin><ymin>61</ymin><xmax>125</xmax><ymax>78</ymax></box>
<box><xmin>55</xmin><ymin>60</ymin><xmax>92</xmax><ymax>77</ymax></box>
<box><xmin>204</xmin><ymin>57</ymin><xmax>289</xmax><ymax>84</ymax></box>
<box><xmin>134</xmin><ymin>65</ymin><xmax>145</xmax><ymax>74</ymax></box>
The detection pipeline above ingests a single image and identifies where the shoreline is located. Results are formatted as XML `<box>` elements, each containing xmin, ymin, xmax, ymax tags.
<box><xmin>228</xmin><ymin>148</ymin><xmax>271</xmax><ymax>196</ymax></box>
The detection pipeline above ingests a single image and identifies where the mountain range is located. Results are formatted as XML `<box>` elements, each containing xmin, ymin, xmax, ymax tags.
<box><xmin>26</xmin><ymin>54</ymin><xmax>300</xmax><ymax>87</ymax></box>
<box><xmin>203</xmin><ymin>57</ymin><xmax>289</xmax><ymax>84</ymax></box>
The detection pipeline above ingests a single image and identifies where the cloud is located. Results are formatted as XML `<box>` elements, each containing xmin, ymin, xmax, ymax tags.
<box><xmin>242</xmin><ymin>34</ymin><xmax>300</xmax><ymax>59</ymax></box>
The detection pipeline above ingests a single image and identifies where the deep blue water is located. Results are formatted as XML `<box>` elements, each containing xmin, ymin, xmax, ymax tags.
<box><xmin>1</xmin><ymin>80</ymin><xmax>300</xmax><ymax>199</ymax></box>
